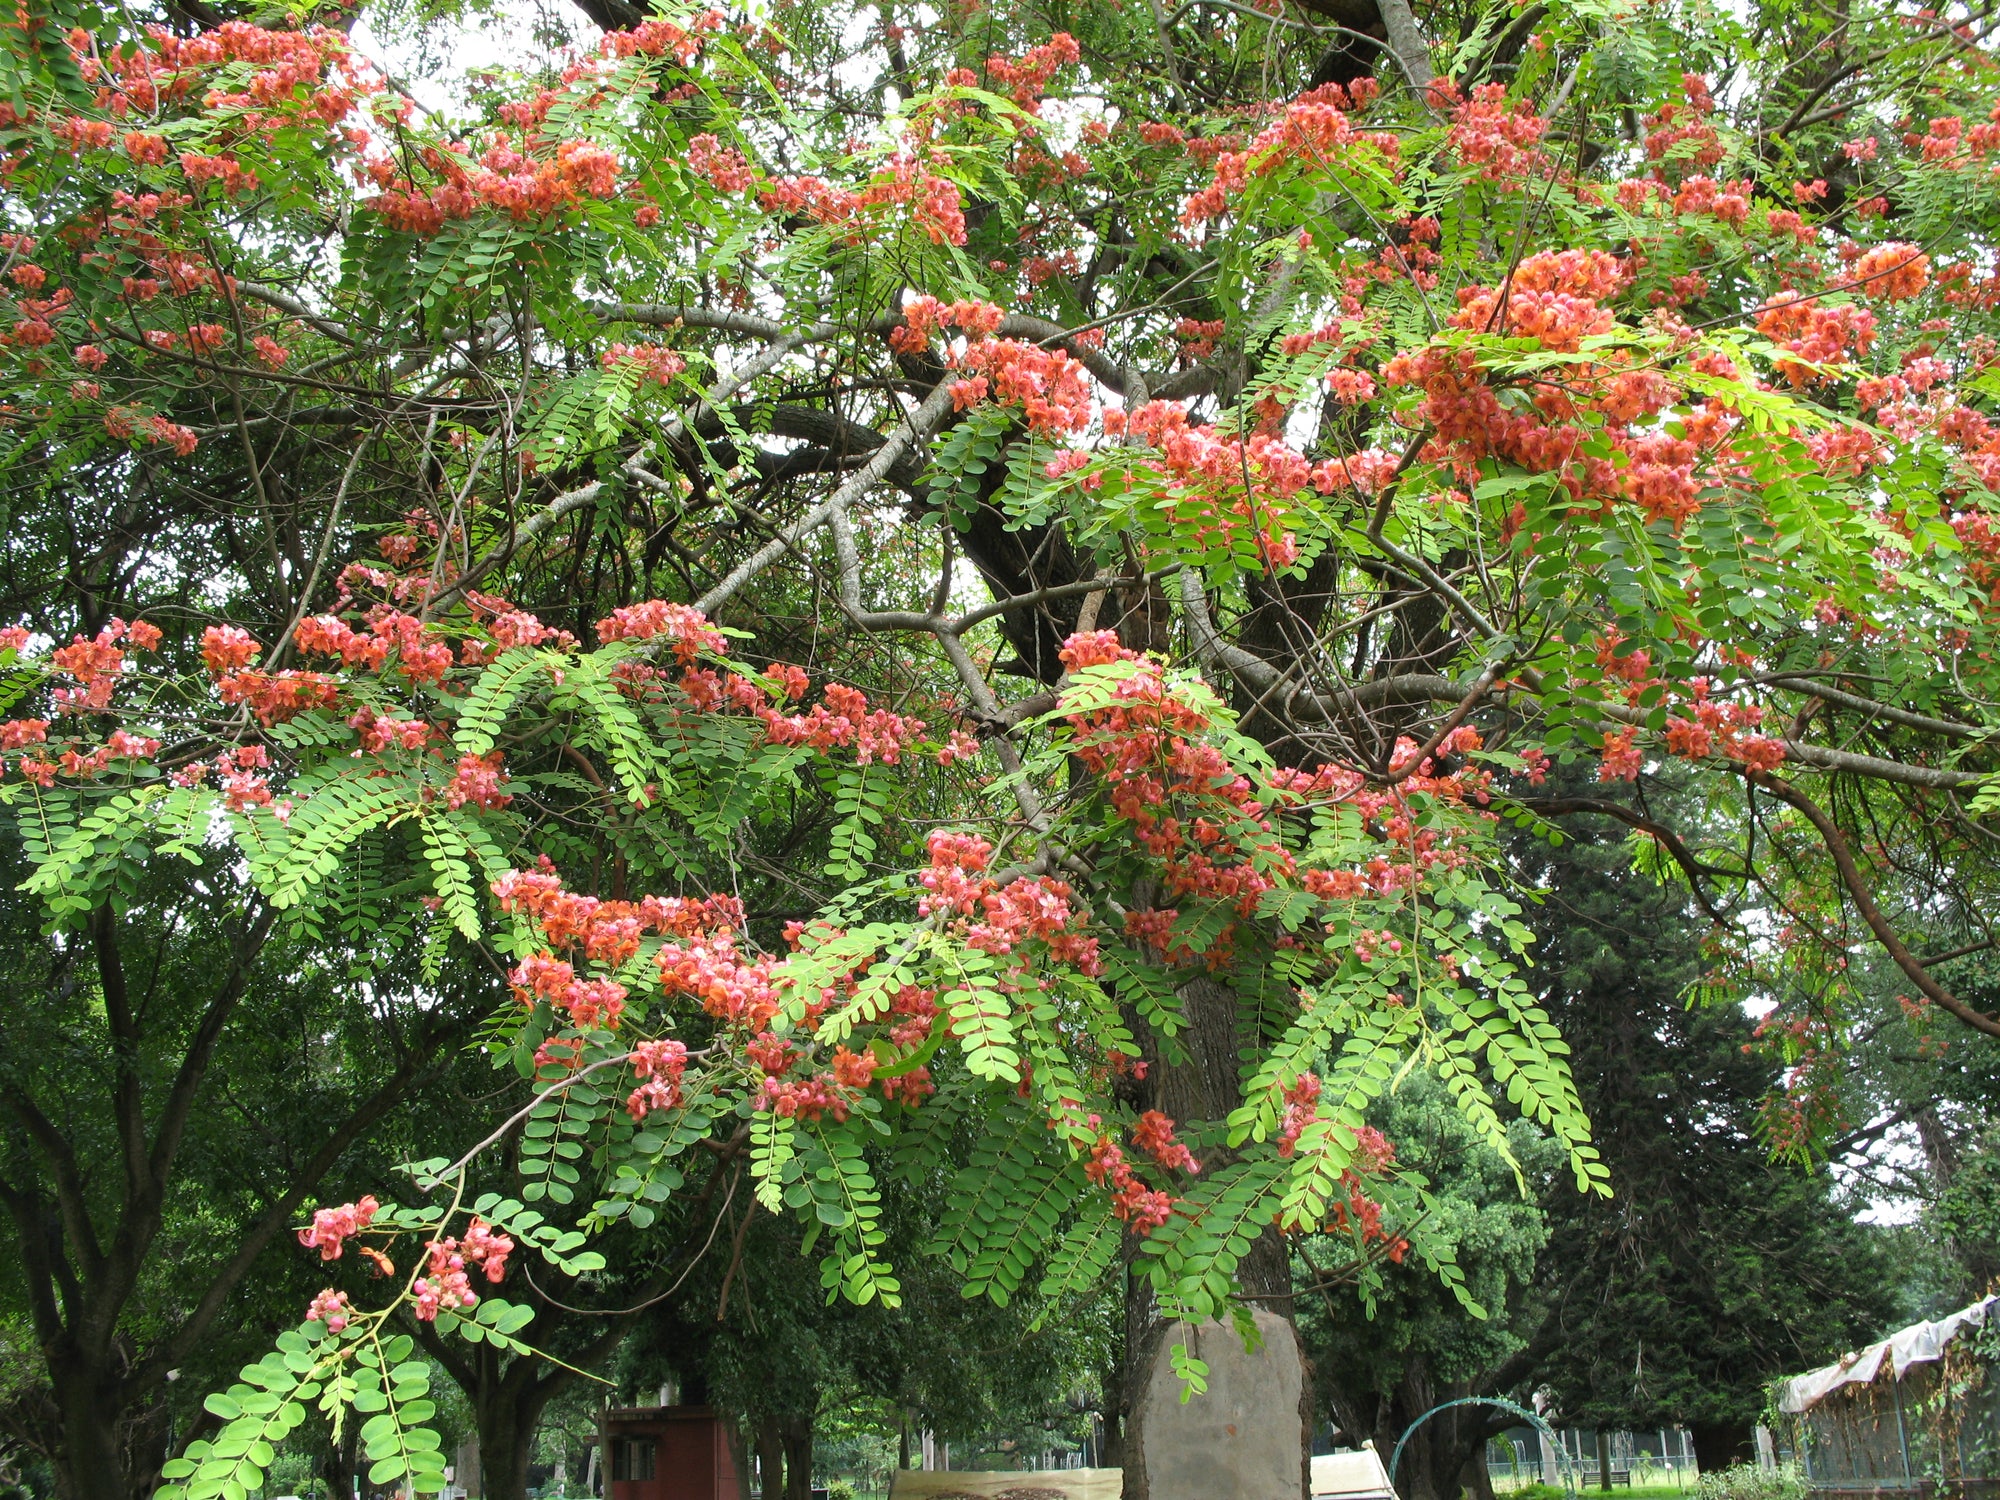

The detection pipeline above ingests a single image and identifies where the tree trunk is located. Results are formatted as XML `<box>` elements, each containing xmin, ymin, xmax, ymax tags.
<box><xmin>725</xmin><ymin>1417</ymin><xmax>755</xmax><ymax>1500</ymax></box>
<box><xmin>781</xmin><ymin>1414</ymin><xmax>813</xmax><ymax>1500</ymax></box>
<box><xmin>1459</xmin><ymin>1450</ymin><xmax>1497</xmax><ymax>1500</ymax></box>
<box><xmin>1597</xmin><ymin>1431</ymin><xmax>1613</xmax><ymax>1491</ymax></box>
<box><xmin>756</xmin><ymin>1415</ymin><xmax>785</xmax><ymax>1500</ymax></box>
<box><xmin>48</xmin><ymin>1359</ymin><xmax>132</xmax><ymax>1500</ymax></box>
<box><xmin>1123</xmin><ymin>977</ymin><xmax>1309</xmax><ymax>1500</ymax></box>
<box><xmin>474</xmin><ymin>1389</ymin><xmax>536</xmax><ymax>1500</ymax></box>
<box><xmin>1689</xmin><ymin>1422</ymin><xmax>1753</xmax><ymax>1474</ymax></box>
<box><xmin>319</xmin><ymin>1417</ymin><xmax>361</xmax><ymax>1500</ymax></box>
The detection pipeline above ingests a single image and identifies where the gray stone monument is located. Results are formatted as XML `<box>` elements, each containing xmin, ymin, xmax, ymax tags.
<box><xmin>1124</xmin><ymin>1308</ymin><xmax>1310</xmax><ymax>1499</ymax></box>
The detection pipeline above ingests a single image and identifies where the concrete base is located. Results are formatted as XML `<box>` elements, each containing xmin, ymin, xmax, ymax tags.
<box><xmin>1125</xmin><ymin>1310</ymin><xmax>1308</xmax><ymax>1500</ymax></box>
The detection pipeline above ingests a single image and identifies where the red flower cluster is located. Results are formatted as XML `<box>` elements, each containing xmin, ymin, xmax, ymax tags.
<box><xmin>916</xmin><ymin>828</ymin><xmax>1102</xmax><ymax>974</ymax></box>
<box><xmin>1130</xmin><ymin>1109</ymin><xmax>1200</xmax><ymax>1173</ymax></box>
<box><xmin>371</xmin><ymin>136</ymin><xmax>624</xmax><ymax>236</ymax></box>
<box><xmin>758</xmin><ymin>153</ymin><xmax>967</xmax><ymax>247</ymax></box>
<box><xmin>888</xmin><ymin>294</ymin><xmax>1005</xmax><ymax>354</ymax></box>
<box><xmin>981</xmin><ymin>31</ymin><xmax>1080</xmax><ymax>110</ymax></box>
<box><xmin>1659</xmin><ymin>679</ymin><xmax>1786</xmax><ymax>773</ymax></box>
<box><xmin>50</xmin><ymin>616</ymin><xmax>158</xmax><ymax>711</ymax></box>
<box><xmin>600</xmin><ymin>9</ymin><xmax>724</xmax><ymax>63</ymax></box>
<box><xmin>1084</xmin><ymin>1130</ymin><xmax>1178</xmax><ymax>1234</ymax></box>
<box><xmin>1756</xmin><ymin>292</ymin><xmax>1877</xmax><ymax>387</ymax></box>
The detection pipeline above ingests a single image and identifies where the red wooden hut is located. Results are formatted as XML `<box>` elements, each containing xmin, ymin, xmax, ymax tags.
<box><xmin>604</xmin><ymin>1404</ymin><xmax>741</xmax><ymax>1500</ymax></box>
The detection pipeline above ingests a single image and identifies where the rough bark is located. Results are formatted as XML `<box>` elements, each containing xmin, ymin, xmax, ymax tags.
<box><xmin>781</xmin><ymin>1413</ymin><xmax>813</xmax><ymax>1500</ymax></box>
<box><xmin>472</xmin><ymin>1384</ymin><xmax>534</xmax><ymax>1500</ymax></box>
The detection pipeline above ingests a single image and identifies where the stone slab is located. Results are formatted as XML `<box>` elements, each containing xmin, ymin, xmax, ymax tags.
<box><xmin>1127</xmin><ymin>1309</ymin><xmax>1307</xmax><ymax>1500</ymax></box>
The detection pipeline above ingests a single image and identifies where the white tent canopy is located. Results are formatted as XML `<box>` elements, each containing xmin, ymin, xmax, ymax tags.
<box><xmin>1779</xmin><ymin>1296</ymin><xmax>1998</xmax><ymax>1413</ymax></box>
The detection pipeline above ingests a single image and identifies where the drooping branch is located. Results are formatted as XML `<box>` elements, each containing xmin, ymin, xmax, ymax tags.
<box><xmin>1515</xmin><ymin>797</ymin><xmax>1734</xmax><ymax>925</ymax></box>
<box><xmin>1751</xmin><ymin>772</ymin><xmax>2000</xmax><ymax>1039</ymax></box>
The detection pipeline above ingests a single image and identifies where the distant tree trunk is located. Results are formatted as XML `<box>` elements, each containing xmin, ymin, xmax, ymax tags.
<box><xmin>898</xmin><ymin>1417</ymin><xmax>910</xmax><ymax>1471</ymax></box>
<box><xmin>1099</xmin><ymin>1362</ymin><xmax>1125</xmax><ymax>1472</ymax></box>
<box><xmin>1597</xmin><ymin>1431</ymin><xmax>1613</xmax><ymax>1491</ymax></box>
<box><xmin>319</xmin><ymin>1418</ymin><xmax>360</xmax><ymax>1500</ymax></box>
<box><xmin>725</xmin><ymin>1417</ymin><xmax>754</xmax><ymax>1500</ymax></box>
<box><xmin>781</xmin><ymin>1413</ymin><xmax>813</xmax><ymax>1500</ymax></box>
<box><xmin>1689</xmin><ymin>1422</ymin><xmax>1753</xmax><ymax>1474</ymax></box>
<box><xmin>756</xmin><ymin>1415</ymin><xmax>784</xmax><ymax>1500</ymax></box>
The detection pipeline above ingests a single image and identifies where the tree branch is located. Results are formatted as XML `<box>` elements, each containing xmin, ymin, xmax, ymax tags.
<box><xmin>1751</xmin><ymin>772</ymin><xmax>2000</xmax><ymax>1038</ymax></box>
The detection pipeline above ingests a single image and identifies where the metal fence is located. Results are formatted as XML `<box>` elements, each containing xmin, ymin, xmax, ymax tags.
<box><xmin>1485</xmin><ymin>1429</ymin><xmax>1702</xmax><ymax>1490</ymax></box>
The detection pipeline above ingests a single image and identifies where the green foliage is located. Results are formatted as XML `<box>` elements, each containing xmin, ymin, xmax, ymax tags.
<box><xmin>1695</xmin><ymin>1465</ymin><xmax>1809</xmax><ymax>1500</ymax></box>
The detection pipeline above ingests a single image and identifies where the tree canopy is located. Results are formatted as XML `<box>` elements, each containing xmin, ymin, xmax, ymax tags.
<box><xmin>4</xmin><ymin>0</ymin><xmax>2000</xmax><ymax>1488</ymax></box>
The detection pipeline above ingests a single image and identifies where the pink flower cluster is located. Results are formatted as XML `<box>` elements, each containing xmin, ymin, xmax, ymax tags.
<box><xmin>888</xmin><ymin>294</ymin><xmax>1006</xmax><ymax>355</ymax></box>
<box><xmin>627</xmin><ymin>1037</ymin><xmax>689</xmax><ymax>1119</ymax></box>
<box><xmin>511</xmin><ymin>951</ymin><xmax>629</xmax><ymax>1030</ymax></box>
<box><xmin>686</xmin><ymin>133</ymin><xmax>753</xmax><ymax>191</ymax></box>
<box><xmin>444</xmin><ymin>750</ymin><xmax>512</xmax><ymax>810</ymax></box>
<box><xmin>1118</xmin><ymin>400</ymin><xmax>1308</xmax><ymax>566</ymax></box>
<box><xmin>1275</xmin><ymin>1073</ymin><xmax>1321</xmax><ymax>1158</ymax></box>
<box><xmin>602</xmin><ymin>342</ymin><xmax>687</xmax><ymax>387</ymax></box>
<box><xmin>1449</xmin><ymin>83</ymin><xmax>1547</xmax><ymax>181</ymax></box>
<box><xmin>298</xmin><ymin>1195</ymin><xmax>380</xmax><ymax>1260</ymax></box>
<box><xmin>349</xmin><ymin>706</ymin><xmax>431</xmax><ymax>753</ymax></box>
<box><xmin>297</xmin><ymin>609</ymin><xmax>455</xmax><ymax>686</ymax></box>
<box><xmin>758</xmin><ymin>681</ymin><xmax>927</xmax><ymax>766</ymax></box>
<box><xmin>596</xmin><ymin>599</ymin><xmax>726</xmax><ymax>660</ymax></box>
<box><xmin>50</xmin><ymin>617</ymin><xmax>159</xmax><ymax>711</ymax></box>
<box><xmin>1180</xmin><ymin>90</ymin><xmax>1395</xmax><ymax>224</ymax></box>
<box><xmin>414</xmin><ymin>1219</ymin><xmax>513</xmax><ymax>1321</ymax></box>
<box><xmin>305</xmin><ymin>1288</ymin><xmax>352</xmax><ymax>1332</ymax></box>
<box><xmin>949</xmin><ymin>338</ymin><xmax>1094</xmax><ymax>434</ymax></box>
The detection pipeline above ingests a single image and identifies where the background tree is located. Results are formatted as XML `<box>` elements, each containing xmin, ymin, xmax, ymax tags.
<box><xmin>1518</xmin><ymin>780</ymin><xmax>1897</xmax><ymax>1471</ymax></box>
<box><xmin>1297</xmin><ymin>1082</ymin><xmax>1559</xmax><ymax>1500</ymax></box>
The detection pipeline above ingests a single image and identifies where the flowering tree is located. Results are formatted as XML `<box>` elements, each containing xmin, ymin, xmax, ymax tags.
<box><xmin>7</xmin><ymin>0</ymin><xmax>2000</xmax><ymax>1490</ymax></box>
